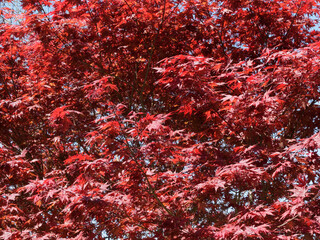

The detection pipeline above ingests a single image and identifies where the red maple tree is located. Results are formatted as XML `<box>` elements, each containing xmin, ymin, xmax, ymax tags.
<box><xmin>0</xmin><ymin>0</ymin><xmax>320</xmax><ymax>239</ymax></box>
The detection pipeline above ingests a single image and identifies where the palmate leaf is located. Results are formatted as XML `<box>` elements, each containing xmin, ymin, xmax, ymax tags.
<box><xmin>0</xmin><ymin>0</ymin><xmax>319</xmax><ymax>239</ymax></box>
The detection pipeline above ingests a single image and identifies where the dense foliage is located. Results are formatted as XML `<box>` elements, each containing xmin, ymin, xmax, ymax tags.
<box><xmin>0</xmin><ymin>0</ymin><xmax>320</xmax><ymax>239</ymax></box>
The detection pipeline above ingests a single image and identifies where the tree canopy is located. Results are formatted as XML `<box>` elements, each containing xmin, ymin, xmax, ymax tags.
<box><xmin>0</xmin><ymin>0</ymin><xmax>320</xmax><ymax>239</ymax></box>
